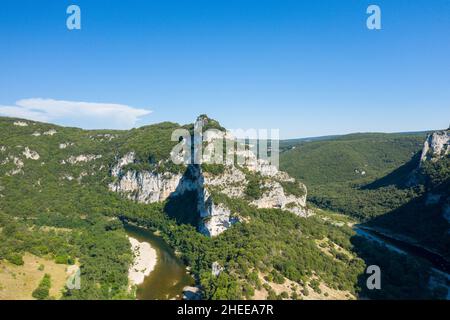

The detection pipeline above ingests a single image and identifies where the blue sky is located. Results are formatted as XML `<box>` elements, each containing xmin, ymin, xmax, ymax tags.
<box><xmin>0</xmin><ymin>0</ymin><xmax>449</xmax><ymax>138</ymax></box>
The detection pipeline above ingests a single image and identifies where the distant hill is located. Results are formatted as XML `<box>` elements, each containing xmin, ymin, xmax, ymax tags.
<box><xmin>280</xmin><ymin>131</ymin><xmax>431</xmax><ymax>152</ymax></box>
<box><xmin>280</xmin><ymin>130</ymin><xmax>449</xmax><ymax>260</ymax></box>
<box><xmin>280</xmin><ymin>132</ymin><xmax>429</xmax><ymax>221</ymax></box>
<box><xmin>280</xmin><ymin>132</ymin><xmax>427</xmax><ymax>186</ymax></box>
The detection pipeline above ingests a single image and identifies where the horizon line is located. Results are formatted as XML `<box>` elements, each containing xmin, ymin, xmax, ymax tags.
<box><xmin>1</xmin><ymin>115</ymin><xmax>444</xmax><ymax>141</ymax></box>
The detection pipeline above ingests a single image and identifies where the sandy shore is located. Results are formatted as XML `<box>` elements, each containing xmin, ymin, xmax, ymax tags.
<box><xmin>128</xmin><ymin>236</ymin><xmax>157</xmax><ymax>286</ymax></box>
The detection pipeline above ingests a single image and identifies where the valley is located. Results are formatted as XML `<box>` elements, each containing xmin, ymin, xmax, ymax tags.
<box><xmin>0</xmin><ymin>116</ymin><xmax>448</xmax><ymax>300</ymax></box>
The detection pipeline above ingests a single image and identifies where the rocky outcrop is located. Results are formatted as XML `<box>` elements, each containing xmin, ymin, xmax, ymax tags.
<box><xmin>59</xmin><ymin>142</ymin><xmax>74</xmax><ymax>149</ymax></box>
<box><xmin>203</xmin><ymin>147</ymin><xmax>309</xmax><ymax>216</ymax></box>
<box><xmin>203</xmin><ymin>166</ymin><xmax>246</xmax><ymax>198</ymax></box>
<box><xmin>62</xmin><ymin>154</ymin><xmax>102</xmax><ymax>164</ymax></box>
<box><xmin>109</xmin><ymin>152</ymin><xmax>184</xmax><ymax>202</ymax></box>
<box><xmin>416</xmin><ymin>130</ymin><xmax>450</xmax><ymax>229</ymax></box>
<box><xmin>110</xmin><ymin>152</ymin><xmax>135</xmax><ymax>177</ymax></box>
<box><xmin>198</xmin><ymin>187</ymin><xmax>238</xmax><ymax>237</ymax></box>
<box><xmin>110</xmin><ymin>170</ymin><xmax>184</xmax><ymax>203</ymax></box>
<box><xmin>22</xmin><ymin>147</ymin><xmax>40</xmax><ymax>160</ymax></box>
<box><xmin>109</xmin><ymin>116</ymin><xmax>309</xmax><ymax>236</ymax></box>
<box><xmin>109</xmin><ymin>152</ymin><xmax>239</xmax><ymax>237</ymax></box>
<box><xmin>9</xmin><ymin>157</ymin><xmax>24</xmax><ymax>175</ymax></box>
<box><xmin>13</xmin><ymin>121</ymin><xmax>28</xmax><ymax>127</ymax></box>
<box><xmin>211</xmin><ymin>261</ymin><xmax>224</xmax><ymax>277</ymax></box>
<box><xmin>420</xmin><ymin>130</ymin><xmax>449</xmax><ymax>164</ymax></box>
<box><xmin>251</xmin><ymin>181</ymin><xmax>308</xmax><ymax>217</ymax></box>
<box><xmin>407</xmin><ymin>129</ymin><xmax>449</xmax><ymax>187</ymax></box>
<box><xmin>43</xmin><ymin>129</ymin><xmax>57</xmax><ymax>136</ymax></box>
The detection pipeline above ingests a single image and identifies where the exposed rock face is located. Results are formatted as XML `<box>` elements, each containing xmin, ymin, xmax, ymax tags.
<box><xmin>110</xmin><ymin>170</ymin><xmax>184</xmax><ymax>203</ymax></box>
<box><xmin>407</xmin><ymin>129</ymin><xmax>449</xmax><ymax>187</ymax></box>
<box><xmin>211</xmin><ymin>261</ymin><xmax>224</xmax><ymax>277</ymax></box>
<box><xmin>251</xmin><ymin>181</ymin><xmax>308</xmax><ymax>217</ymax></box>
<box><xmin>420</xmin><ymin>130</ymin><xmax>449</xmax><ymax>164</ymax></box>
<box><xmin>415</xmin><ymin>130</ymin><xmax>450</xmax><ymax>228</ymax></box>
<box><xmin>109</xmin><ymin>152</ymin><xmax>184</xmax><ymax>202</ymax></box>
<box><xmin>63</xmin><ymin>154</ymin><xmax>102</xmax><ymax>164</ymax></box>
<box><xmin>90</xmin><ymin>133</ymin><xmax>117</xmax><ymax>141</ymax></box>
<box><xmin>203</xmin><ymin>166</ymin><xmax>246</xmax><ymax>198</ymax></box>
<box><xmin>9</xmin><ymin>157</ymin><xmax>24</xmax><ymax>175</ymax></box>
<box><xmin>246</xmin><ymin>156</ymin><xmax>279</xmax><ymax>177</ymax></box>
<box><xmin>110</xmin><ymin>152</ymin><xmax>135</xmax><ymax>177</ymax></box>
<box><xmin>198</xmin><ymin>188</ymin><xmax>238</xmax><ymax>237</ymax></box>
<box><xmin>109</xmin><ymin>153</ymin><xmax>239</xmax><ymax>237</ymax></box>
<box><xmin>23</xmin><ymin>147</ymin><xmax>40</xmax><ymax>160</ymax></box>
<box><xmin>59</xmin><ymin>142</ymin><xmax>74</xmax><ymax>149</ymax></box>
<box><xmin>109</xmin><ymin>116</ymin><xmax>309</xmax><ymax>236</ymax></box>
<box><xmin>13</xmin><ymin>121</ymin><xmax>28</xmax><ymax>127</ymax></box>
<box><xmin>43</xmin><ymin>129</ymin><xmax>57</xmax><ymax>136</ymax></box>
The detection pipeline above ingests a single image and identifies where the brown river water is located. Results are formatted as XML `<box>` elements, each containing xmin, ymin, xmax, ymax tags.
<box><xmin>124</xmin><ymin>224</ymin><xmax>194</xmax><ymax>300</ymax></box>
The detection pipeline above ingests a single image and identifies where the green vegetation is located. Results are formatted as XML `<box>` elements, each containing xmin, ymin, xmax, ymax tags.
<box><xmin>197</xmin><ymin>115</ymin><xmax>226</xmax><ymax>132</ymax></box>
<box><xmin>201</xmin><ymin>163</ymin><xmax>225</xmax><ymax>175</ymax></box>
<box><xmin>32</xmin><ymin>274</ymin><xmax>51</xmax><ymax>300</ymax></box>
<box><xmin>240</xmin><ymin>169</ymin><xmax>265</xmax><ymax>200</ymax></box>
<box><xmin>367</xmin><ymin>155</ymin><xmax>450</xmax><ymax>259</ymax></box>
<box><xmin>280</xmin><ymin>132</ymin><xmax>427</xmax><ymax>220</ymax></box>
<box><xmin>0</xmin><ymin>117</ymin><xmax>446</xmax><ymax>300</ymax></box>
<box><xmin>279</xmin><ymin>180</ymin><xmax>305</xmax><ymax>197</ymax></box>
<box><xmin>352</xmin><ymin>236</ymin><xmax>442</xmax><ymax>299</ymax></box>
<box><xmin>281</xmin><ymin>133</ymin><xmax>426</xmax><ymax>185</ymax></box>
<box><xmin>280</xmin><ymin>131</ymin><xmax>449</xmax><ymax>261</ymax></box>
<box><xmin>6</xmin><ymin>252</ymin><xmax>24</xmax><ymax>266</ymax></box>
<box><xmin>117</xmin><ymin>122</ymin><xmax>181</xmax><ymax>164</ymax></box>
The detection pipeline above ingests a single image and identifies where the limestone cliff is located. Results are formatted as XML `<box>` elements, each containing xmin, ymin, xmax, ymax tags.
<box><xmin>420</xmin><ymin>130</ymin><xmax>449</xmax><ymax>164</ymax></box>
<box><xmin>417</xmin><ymin>129</ymin><xmax>450</xmax><ymax>229</ymax></box>
<box><xmin>109</xmin><ymin>116</ymin><xmax>309</xmax><ymax>237</ymax></box>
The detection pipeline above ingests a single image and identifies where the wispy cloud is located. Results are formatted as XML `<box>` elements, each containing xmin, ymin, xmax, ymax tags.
<box><xmin>0</xmin><ymin>98</ymin><xmax>152</xmax><ymax>129</ymax></box>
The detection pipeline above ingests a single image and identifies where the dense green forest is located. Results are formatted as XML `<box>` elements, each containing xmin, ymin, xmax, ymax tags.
<box><xmin>280</xmin><ymin>131</ymin><xmax>449</xmax><ymax>259</ymax></box>
<box><xmin>280</xmin><ymin>132</ymin><xmax>426</xmax><ymax>220</ymax></box>
<box><xmin>0</xmin><ymin>117</ymin><xmax>447</xmax><ymax>300</ymax></box>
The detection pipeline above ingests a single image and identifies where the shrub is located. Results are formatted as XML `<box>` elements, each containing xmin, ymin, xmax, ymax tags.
<box><xmin>32</xmin><ymin>274</ymin><xmax>51</xmax><ymax>300</ymax></box>
<box><xmin>7</xmin><ymin>253</ymin><xmax>24</xmax><ymax>266</ymax></box>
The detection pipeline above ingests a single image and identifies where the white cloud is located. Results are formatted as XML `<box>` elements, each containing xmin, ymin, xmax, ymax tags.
<box><xmin>0</xmin><ymin>98</ymin><xmax>152</xmax><ymax>129</ymax></box>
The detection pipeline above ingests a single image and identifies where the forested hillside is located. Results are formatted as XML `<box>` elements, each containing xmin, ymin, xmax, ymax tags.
<box><xmin>280</xmin><ymin>132</ymin><xmax>427</xmax><ymax>219</ymax></box>
<box><xmin>280</xmin><ymin>131</ymin><xmax>449</xmax><ymax>260</ymax></box>
<box><xmin>0</xmin><ymin>117</ymin><xmax>447</xmax><ymax>300</ymax></box>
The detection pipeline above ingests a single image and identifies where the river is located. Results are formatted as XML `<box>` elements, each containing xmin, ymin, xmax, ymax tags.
<box><xmin>354</xmin><ymin>226</ymin><xmax>450</xmax><ymax>299</ymax></box>
<box><xmin>124</xmin><ymin>224</ymin><xmax>194</xmax><ymax>300</ymax></box>
<box><xmin>124</xmin><ymin>222</ymin><xmax>448</xmax><ymax>299</ymax></box>
<box><xmin>355</xmin><ymin>226</ymin><xmax>450</xmax><ymax>274</ymax></box>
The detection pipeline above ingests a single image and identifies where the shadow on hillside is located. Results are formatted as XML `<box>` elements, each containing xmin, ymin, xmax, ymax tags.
<box><xmin>164</xmin><ymin>164</ymin><xmax>202</xmax><ymax>227</ymax></box>
<box><xmin>348</xmin><ymin>176</ymin><xmax>450</xmax><ymax>298</ymax></box>
<box><xmin>360</xmin><ymin>152</ymin><xmax>421</xmax><ymax>190</ymax></box>
<box><xmin>363</xmin><ymin>179</ymin><xmax>450</xmax><ymax>261</ymax></box>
